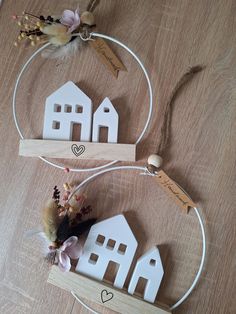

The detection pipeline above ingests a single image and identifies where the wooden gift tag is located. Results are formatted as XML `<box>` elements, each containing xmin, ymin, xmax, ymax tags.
<box><xmin>155</xmin><ymin>170</ymin><xmax>196</xmax><ymax>213</ymax></box>
<box><xmin>89</xmin><ymin>38</ymin><xmax>127</xmax><ymax>78</ymax></box>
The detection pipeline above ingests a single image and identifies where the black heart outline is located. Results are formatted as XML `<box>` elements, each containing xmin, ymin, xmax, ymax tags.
<box><xmin>71</xmin><ymin>144</ymin><xmax>86</xmax><ymax>157</ymax></box>
<box><xmin>101</xmin><ymin>289</ymin><xmax>114</xmax><ymax>303</ymax></box>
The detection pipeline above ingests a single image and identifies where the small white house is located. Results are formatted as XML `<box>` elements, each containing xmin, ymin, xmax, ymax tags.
<box><xmin>92</xmin><ymin>97</ymin><xmax>119</xmax><ymax>143</ymax></box>
<box><xmin>128</xmin><ymin>246</ymin><xmax>164</xmax><ymax>303</ymax></box>
<box><xmin>43</xmin><ymin>81</ymin><xmax>92</xmax><ymax>141</ymax></box>
<box><xmin>76</xmin><ymin>215</ymin><xmax>137</xmax><ymax>289</ymax></box>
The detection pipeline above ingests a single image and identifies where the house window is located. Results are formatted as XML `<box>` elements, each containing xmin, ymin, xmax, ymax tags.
<box><xmin>104</xmin><ymin>107</ymin><xmax>110</xmax><ymax>113</ymax></box>
<box><xmin>52</xmin><ymin>121</ymin><xmax>60</xmax><ymax>130</ymax></box>
<box><xmin>64</xmin><ymin>104</ymin><xmax>72</xmax><ymax>113</ymax></box>
<box><xmin>106</xmin><ymin>239</ymin><xmax>116</xmax><ymax>250</ymax></box>
<box><xmin>149</xmin><ymin>259</ymin><xmax>156</xmax><ymax>266</ymax></box>
<box><xmin>54</xmin><ymin>104</ymin><xmax>61</xmax><ymax>112</ymax></box>
<box><xmin>96</xmin><ymin>234</ymin><xmax>105</xmax><ymax>246</ymax></box>
<box><xmin>75</xmin><ymin>105</ymin><xmax>83</xmax><ymax>113</ymax></box>
<box><xmin>118</xmin><ymin>243</ymin><xmax>127</xmax><ymax>255</ymax></box>
<box><xmin>89</xmin><ymin>253</ymin><xmax>99</xmax><ymax>265</ymax></box>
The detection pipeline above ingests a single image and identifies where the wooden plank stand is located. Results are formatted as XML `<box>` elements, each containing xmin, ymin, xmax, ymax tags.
<box><xmin>19</xmin><ymin>139</ymin><xmax>136</xmax><ymax>161</ymax></box>
<box><xmin>48</xmin><ymin>266</ymin><xmax>171</xmax><ymax>314</ymax></box>
<box><xmin>48</xmin><ymin>216</ymin><xmax>171</xmax><ymax>314</ymax></box>
<box><xmin>19</xmin><ymin>81</ymin><xmax>137</xmax><ymax>162</ymax></box>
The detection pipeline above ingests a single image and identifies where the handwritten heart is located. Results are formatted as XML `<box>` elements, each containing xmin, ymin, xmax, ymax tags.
<box><xmin>71</xmin><ymin>144</ymin><xmax>85</xmax><ymax>157</ymax></box>
<box><xmin>101</xmin><ymin>289</ymin><xmax>114</xmax><ymax>303</ymax></box>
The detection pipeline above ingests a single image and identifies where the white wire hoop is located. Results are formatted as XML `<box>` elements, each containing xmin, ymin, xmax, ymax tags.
<box><xmin>12</xmin><ymin>32</ymin><xmax>153</xmax><ymax>172</ymax></box>
<box><xmin>68</xmin><ymin>165</ymin><xmax>206</xmax><ymax>313</ymax></box>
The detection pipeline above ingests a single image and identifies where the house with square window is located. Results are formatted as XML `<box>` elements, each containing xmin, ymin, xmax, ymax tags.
<box><xmin>92</xmin><ymin>97</ymin><xmax>119</xmax><ymax>143</ymax></box>
<box><xmin>43</xmin><ymin>81</ymin><xmax>92</xmax><ymax>141</ymax></box>
<box><xmin>75</xmin><ymin>214</ymin><xmax>138</xmax><ymax>289</ymax></box>
<box><xmin>128</xmin><ymin>246</ymin><xmax>164</xmax><ymax>303</ymax></box>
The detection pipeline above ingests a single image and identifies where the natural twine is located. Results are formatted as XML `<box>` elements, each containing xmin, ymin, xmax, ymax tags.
<box><xmin>87</xmin><ymin>0</ymin><xmax>100</xmax><ymax>12</ymax></box>
<box><xmin>157</xmin><ymin>65</ymin><xmax>205</xmax><ymax>156</ymax></box>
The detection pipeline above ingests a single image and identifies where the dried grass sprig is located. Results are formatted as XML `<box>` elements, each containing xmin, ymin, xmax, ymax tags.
<box><xmin>42</xmin><ymin>199</ymin><xmax>61</xmax><ymax>242</ymax></box>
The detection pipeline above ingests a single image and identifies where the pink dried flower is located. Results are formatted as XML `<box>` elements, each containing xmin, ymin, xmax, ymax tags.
<box><xmin>60</xmin><ymin>9</ymin><xmax>80</xmax><ymax>33</ymax></box>
<box><xmin>57</xmin><ymin>236</ymin><xmax>82</xmax><ymax>272</ymax></box>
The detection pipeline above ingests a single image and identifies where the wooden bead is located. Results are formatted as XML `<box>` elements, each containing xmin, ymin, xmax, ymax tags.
<box><xmin>147</xmin><ymin>154</ymin><xmax>163</xmax><ymax>168</ymax></box>
<box><xmin>81</xmin><ymin>11</ymin><xmax>95</xmax><ymax>26</ymax></box>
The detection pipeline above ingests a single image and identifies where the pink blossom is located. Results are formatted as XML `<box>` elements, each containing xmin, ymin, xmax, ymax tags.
<box><xmin>60</xmin><ymin>9</ymin><xmax>80</xmax><ymax>33</ymax></box>
<box><xmin>57</xmin><ymin>236</ymin><xmax>82</xmax><ymax>272</ymax></box>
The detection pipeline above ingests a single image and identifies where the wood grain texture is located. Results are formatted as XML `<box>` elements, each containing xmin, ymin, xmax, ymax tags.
<box><xmin>48</xmin><ymin>266</ymin><xmax>171</xmax><ymax>314</ymax></box>
<box><xmin>19</xmin><ymin>139</ymin><xmax>136</xmax><ymax>161</ymax></box>
<box><xmin>0</xmin><ymin>1</ymin><xmax>235</xmax><ymax>314</ymax></box>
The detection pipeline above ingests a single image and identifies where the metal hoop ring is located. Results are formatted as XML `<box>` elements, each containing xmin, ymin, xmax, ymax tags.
<box><xmin>68</xmin><ymin>165</ymin><xmax>206</xmax><ymax>312</ymax></box>
<box><xmin>12</xmin><ymin>32</ymin><xmax>154</xmax><ymax>172</ymax></box>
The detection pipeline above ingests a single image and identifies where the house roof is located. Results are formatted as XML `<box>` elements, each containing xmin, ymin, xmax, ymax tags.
<box><xmin>46</xmin><ymin>81</ymin><xmax>91</xmax><ymax>106</ymax></box>
<box><xmin>137</xmin><ymin>247</ymin><xmax>163</xmax><ymax>266</ymax></box>
<box><xmin>89</xmin><ymin>214</ymin><xmax>137</xmax><ymax>245</ymax></box>
<box><xmin>94</xmin><ymin>97</ymin><xmax>118</xmax><ymax>116</ymax></box>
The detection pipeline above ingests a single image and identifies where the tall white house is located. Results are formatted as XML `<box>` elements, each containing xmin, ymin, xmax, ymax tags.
<box><xmin>76</xmin><ymin>215</ymin><xmax>138</xmax><ymax>289</ymax></box>
<box><xmin>75</xmin><ymin>214</ymin><xmax>164</xmax><ymax>304</ymax></box>
<box><xmin>43</xmin><ymin>81</ymin><xmax>119</xmax><ymax>143</ymax></box>
<box><xmin>43</xmin><ymin>81</ymin><xmax>92</xmax><ymax>141</ymax></box>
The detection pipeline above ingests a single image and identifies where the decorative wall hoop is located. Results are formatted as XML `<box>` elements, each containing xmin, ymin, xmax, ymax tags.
<box><xmin>13</xmin><ymin>32</ymin><xmax>153</xmax><ymax>172</ymax></box>
<box><xmin>48</xmin><ymin>165</ymin><xmax>206</xmax><ymax>314</ymax></box>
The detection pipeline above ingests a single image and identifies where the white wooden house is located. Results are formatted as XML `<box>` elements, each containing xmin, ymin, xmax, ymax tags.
<box><xmin>76</xmin><ymin>214</ymin><xmax>137</xmax><ymax>289</ymax></box>
<box><xmin>92</xmin><ymin>97</ymin><xmax>119</xmax><ymax>143</ymax></box>
<box><xmin>128</xmin><ymin>247</ymin><xmax>164</xmax><ymax>303</ymax></box>
<box><xmin>43</xmin><ymin>81</ymin><xmax>92</xmax><ymax>141</ymax></box>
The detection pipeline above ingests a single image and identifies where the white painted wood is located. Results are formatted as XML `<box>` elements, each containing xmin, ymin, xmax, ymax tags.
<box><xmin>92</xmin><ymin>97</ymin><xmax>119</xmax><ymax>143</ymax></box>
<box><xmin>128</xmin><ymin>247</ymin><xmax>164</xmax><ymax>303</ymax></box>
<box><xmin>43</xmin><ymin>81</ymin><xmax>92</xmax><ymax>141</ymax></box>
<box><xmin>76</xmin><ymin>215</ymin><xmax>137</xmax><ymax>289</ymax></box>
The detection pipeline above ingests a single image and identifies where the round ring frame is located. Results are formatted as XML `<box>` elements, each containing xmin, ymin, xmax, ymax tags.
<box><xmin>13</xmin><ymin>32</ymin><xmax>153</xmax><ymax>172</ymax></box>
<box><xmin>68</xmin><ymin>165</ymin><xmax>206</xmax><ymax>312</ymax></box>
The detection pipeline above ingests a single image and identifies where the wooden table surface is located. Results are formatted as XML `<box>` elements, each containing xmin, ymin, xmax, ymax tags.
<box><xmin>0</xmin><ymin>0</ymin><xmax>235</xmax><ymax>313</ymax></box>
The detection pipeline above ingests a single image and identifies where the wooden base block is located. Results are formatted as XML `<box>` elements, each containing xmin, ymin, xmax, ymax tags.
<box><xmin>48</xmin><ymin>266</ymin><xmax>171</xmax><ymax>314</ymax></box>
<box><xmin>19</xmin><ymin>139</ymin><xmax>136</xmax><ymax>161</ymax></box>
